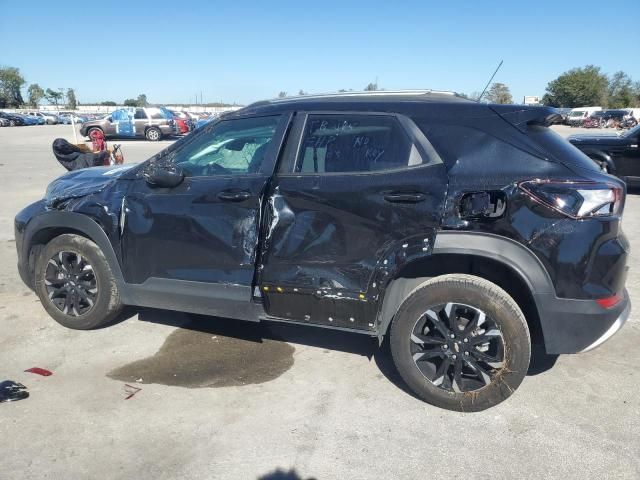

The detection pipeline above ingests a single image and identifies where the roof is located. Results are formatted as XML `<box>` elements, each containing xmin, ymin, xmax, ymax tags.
<box><xmin>248</xmin><ymin>90</ymin><xmax>471</xmax><ymax>108</ymax></box>
<box><xmin>234</xmin><ymin>90</ymin><xmax>477</xmax><ymax>118</ymax></box>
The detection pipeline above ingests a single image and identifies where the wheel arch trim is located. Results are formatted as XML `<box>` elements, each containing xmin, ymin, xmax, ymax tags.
<box><xmin>23</xmin><ymin>211</ymin><xmax>129</xmax><ymax>301</ymax></box>
<box><xmin>376</xmin><ymin>231</ymin><xmax>554</xmax><ymax>338</ymax></box>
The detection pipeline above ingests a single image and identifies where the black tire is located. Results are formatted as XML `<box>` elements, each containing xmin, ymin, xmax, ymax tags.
<box><xmin>9</xmin><ymin>120</ymin><xmax>16</xmax><ymax>127</ymax></box>
<box><xmin>145</xmin><ymin>127</ymin><xmax>162</xmax><ymax>141</ymax></box>
<box><xmin>34</xmin><ymin>234</ymin><xmax>123</xmax><ymax>330</ymax></box>
<box><xmin>390</xmin><ymin>274</ymin><xmax>530</xmax><ymax>412</ymax></box>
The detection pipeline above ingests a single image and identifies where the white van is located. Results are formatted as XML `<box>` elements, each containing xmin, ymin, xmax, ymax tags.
<box><xmin>567</xmin><ymin>106</ymin><xmax>602</xmax><ymax>126</ymax></box>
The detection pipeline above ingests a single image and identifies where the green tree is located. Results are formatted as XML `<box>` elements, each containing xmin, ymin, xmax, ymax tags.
<box><xmin>45</xmin><ymin>88</ymin><xmax>63</xmax><ymax>108</ymax></box>
<box><xmin>136</xmin><ymin>93</ymin><xmax>148</xmax><ymax>107</ymax></box>
<box><xmin>67</xmin><ymin>88</ymin><xmax>77</xmax><ymax>109</ymax></box>
<box><xmin>123</xmin><ymin>98</ymin><xmax>137</xmax><ymax>107</ymax></box>
<box><xmin>0</xmin><ymin>66</ymin><xmax>26</xmax><ymax>107</ymax></box>
<box><xmin>484</xmin><ymin>83</ymin><xmax>513</xmax><ymax>104</ymax></box>
<box><xmin>277</xmin><ymin>91</ymin><xmax>287</xmax><ymax>98</ymax></box>
<box><xmin>100</xmin><ymin>101</ymin><xmax>117</xmax><ymax>106</ymax></box>
<box><xmin>364</xmin><ymin>82</ymin><xmax>378</xmax><ymax>91</ymax></box>
<box><xmin>27</xmin><ymin>83</ymin><xmax>45</xmax><ymax>108</ymax></box>
<box><xmin>543</xmin><ymin>65</ymin><xmax>608</xmax><ymax>108</ymax></box>
<box><xmin>608</xmin><ymin>71</ymin><xmax>636</xmax><ymax>108</ymax></box>
<box><xmin>298</xmin><ymin>89</ymin><xmax>307</xmax><ymax>96</ymax></box>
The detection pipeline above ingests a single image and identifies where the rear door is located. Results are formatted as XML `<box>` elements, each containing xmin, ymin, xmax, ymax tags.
<box><xmin>258</xmin><ymin>112</ymin><xmax>449</xmax><ymax>331</ymax></box>
<box><xmin>133</xmin><ymin>108</ymin><xmax>149</xmax><ymax>137</ymax></box>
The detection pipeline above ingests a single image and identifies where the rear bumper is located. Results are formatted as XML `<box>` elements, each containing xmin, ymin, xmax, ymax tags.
<box><xmin>535</xmin><ymin>289</ymin><xmax>631</xmax><ymax>354</ymax></box>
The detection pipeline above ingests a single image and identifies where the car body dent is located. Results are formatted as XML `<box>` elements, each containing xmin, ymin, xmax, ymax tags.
<box><xmin>15</xmin><ymin>94</ymin><xmax>630</xmax><ymax>355</ymax></box>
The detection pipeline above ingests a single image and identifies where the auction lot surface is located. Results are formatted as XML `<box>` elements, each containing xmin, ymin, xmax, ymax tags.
<box><xmin>1</xmin><ymin>125</ymin><xmax>639</xmax><ymax>479</ymax></box>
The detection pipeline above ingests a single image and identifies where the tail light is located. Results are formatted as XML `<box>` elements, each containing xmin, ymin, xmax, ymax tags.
<box><xmin>519</xmin><ymin>180</ymin><xmax>623</xmax><ymax>219</ymax></box>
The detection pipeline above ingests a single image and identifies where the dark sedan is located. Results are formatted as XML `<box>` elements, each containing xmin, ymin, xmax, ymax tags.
<box><xmin>569</xmin><ymin>125</ymin><xmax>640</xmax><ymax>185</ymax></box>
<box><xmin>0</xmin><ymin>111</ymin><xmax>26</xmax><ymax>126</ymax></box>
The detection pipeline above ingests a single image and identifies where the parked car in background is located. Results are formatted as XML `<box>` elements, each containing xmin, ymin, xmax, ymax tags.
<box><xmin>553</xmin><ymin>107</ymin><xmax>572</xmax><ymax>125</ymax></box>
<box><xmin>26</xmin><ymin>112</ymin><xmax>59</xmax><ymax>124</ymax></box>
<box><xmin>567</xmin><ymin>106</ymin><xmax>602</xmax><ymax>126</ymax></box>
<box><xmin>15</xmin><ymin>92</ymin><xmax>630</xmax><ymax>411</ymax></box>
<box><xmin>79</xmin><ymin>106</ymin><xmax>177</xmax><ymax>141</ymax></box>
<box><xmin>0</xmin><ymin>112</ymin><xmax>26</xmax><ymax>126</ymax></box>
<box><xmin>602</xmin><ymin>109</ymin><xmax>632</xmax><ymax>127</ymax></box>
<box><xmin>169</xmin><ymin>110</ymin><xmax>192</xmax><ymax>134</ymax></box>
<box><xmin>195</xmin><ymin>116</ymin><xmax>215</xmax><ymax>129</ymax></box>
<box><xmin>16</xmin><ymin>113</ymin><xmax>40</xmax><ymax>125</ymax></box>
<box><xmin>0</xmin><ymin>117</ymin><xmax>10</xmax><ymax>127</ymax></box>
<box><xmin>58</xmin><ymin>113</ymin><xmax>87</xmax><ymax>124</ymax></box>
<box><xmin>583</xmin><ymin>112</ymin><xmax>606</xmax><ymax>128</ymax></box>
<box><xmin>569</xmin><ymin>124</ymin><xmax>640</xmax><ymax>183</ymax></box>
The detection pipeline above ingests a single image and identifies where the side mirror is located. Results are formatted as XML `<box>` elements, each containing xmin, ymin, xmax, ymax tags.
<box><xmin>144</xmin><ymin>164</ymin><xmax>184</xmax><ymax>188</ymax></box>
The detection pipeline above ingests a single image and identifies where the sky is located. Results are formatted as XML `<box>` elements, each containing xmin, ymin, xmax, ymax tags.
<box><xmin>1</xmin><ymin>0</ymin><xmax>639</xmax><ymax>106</ymax></box>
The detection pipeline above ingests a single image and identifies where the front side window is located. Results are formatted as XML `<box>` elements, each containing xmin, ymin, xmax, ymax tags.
<box><xmin>171</xmin><ymin>116</ymin><xmax>280</xmax><ymax>177</ymax></box>
<box><xmin>134</xmin><ymin>109</ymin><xmax>147</xmax><ymax>119</ymax></box>
<box><xmin>296</xmin><ymin>114</ymin><xmax>413</xmax><ymax>173</ymax></box>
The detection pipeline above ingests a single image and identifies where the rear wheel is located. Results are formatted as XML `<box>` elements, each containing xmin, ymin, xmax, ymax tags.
<box><xmin>9</xmin><ymin>120</ymin><xmax>16</xmax><ymax>127</ymax></box>
<box><xmin>34</xmin><ymin>234</ymin><xmax>123</xmax><ymax>330</ymax></box>
<box><xmin>390</xmin><ymin>274</ymin><xmax>530</xmax><ymax>411</ymax></box>
<box><xmin>145</xmin><ymin>127</ymin><xmax>161</xmax><ymax>141</ymax></box>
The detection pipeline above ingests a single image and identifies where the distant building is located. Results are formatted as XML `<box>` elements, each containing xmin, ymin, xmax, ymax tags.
<box><xmin>523</xmin><ymin>96</ymin><xmax>541</xmax><ymax>106</ymax></box>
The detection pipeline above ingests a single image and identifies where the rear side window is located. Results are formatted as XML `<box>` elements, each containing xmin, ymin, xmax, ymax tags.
<box><xmin>134</xmin><ymin>109</ymin><xmax>147</xmax><ymax>119</ymax></box>
<box><xmin>296</xmin><ymin>114</ymin><xmax>415</xmax><ymax>173</ymax></box>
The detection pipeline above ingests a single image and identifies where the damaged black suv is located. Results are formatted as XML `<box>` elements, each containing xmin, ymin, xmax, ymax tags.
<box><xmin>15</xmin><ymin>91</ymin><xmax>630</xmax><ymax>411</ymax></box>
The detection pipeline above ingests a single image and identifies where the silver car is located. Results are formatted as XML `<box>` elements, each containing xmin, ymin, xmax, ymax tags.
<box><xmin>79</xmin><ymin>107</ymin><xmax>177</xmax><ymax>141</ymax></box>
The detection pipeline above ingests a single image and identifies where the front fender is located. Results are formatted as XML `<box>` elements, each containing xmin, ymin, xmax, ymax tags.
<box><xmin>17</xmin><ymin>209</ymin><xmax>129</xmax><ymax>302</ymax></box>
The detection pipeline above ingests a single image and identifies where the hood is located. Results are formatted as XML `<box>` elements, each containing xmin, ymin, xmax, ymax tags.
<box><xmin>45</xmin><ymin>164</ymin><xmax>135</xmax><ymax>207</ymax></box>
<box><xmin>567</xmin><ymin>133</ymin><xmax>624</xmax><ymax>146</ymax></box>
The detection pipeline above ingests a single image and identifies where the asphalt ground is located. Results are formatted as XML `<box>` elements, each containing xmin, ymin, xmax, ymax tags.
<box><xmin>0</xmin><ymin>124</ymin><xmax>638</xmax><ymax>479</ymax></box>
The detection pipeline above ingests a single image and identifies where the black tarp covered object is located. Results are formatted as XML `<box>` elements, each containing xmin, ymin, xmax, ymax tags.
<box><xmin>52</xmin><ymin>138</ymin><xmax>110</xmax><ymax>171</ymax></box>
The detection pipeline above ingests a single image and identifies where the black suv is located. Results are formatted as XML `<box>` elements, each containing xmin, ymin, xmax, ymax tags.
<box><xmin>569</xmin><ymin>124</ymin><xmax>640</xmax><ymax>185</ymax></box>
<box><xmin>15</xmin><ymin>91</ymin><xmax>630</xmax><ymax>411</ymax></box>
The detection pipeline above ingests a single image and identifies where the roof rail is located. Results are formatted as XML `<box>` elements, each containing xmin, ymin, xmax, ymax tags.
<box><xmin>268</xmin><ymin>89</ymin><xmax>458</xmax><ymax>102</ymax></box>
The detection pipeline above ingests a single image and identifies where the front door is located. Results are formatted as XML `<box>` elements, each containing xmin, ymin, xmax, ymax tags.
<box><xmin>121</xmin><ymin>113</ymin><xmax>290</xmax><ymax>318</ymax></box>
<box><xmin>259</xmin><ymin>112</ymin><xmax>449</xmax><ymax>331</ymax></box>
<box><xmin>112</xmin><ymin>108</ymin><xmax>135</xmax><ymax>137</ymax></box>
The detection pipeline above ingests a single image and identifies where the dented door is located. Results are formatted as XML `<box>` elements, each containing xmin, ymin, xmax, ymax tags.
<box><xmin>121</xmin><ymin>114</ymin><xmax>291</xmax><ymax>301</ymax></box>
<box><xmin>259</xmin><ymin>112</ymin><xmax>448</xmax><ymax>330</ymax></box>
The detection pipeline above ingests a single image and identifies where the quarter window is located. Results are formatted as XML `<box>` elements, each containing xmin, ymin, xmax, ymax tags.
<box><xmin>296</xmin><ymin>115</ymin><xmax>415</xmax><ymax>173</ymax></box>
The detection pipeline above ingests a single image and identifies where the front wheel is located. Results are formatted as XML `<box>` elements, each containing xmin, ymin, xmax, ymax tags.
<box><xmin>145</xmin><ymin>127</ymin><xmax>162</xmax><ymax>141</ymax></box>
<box><xmin>390</xmin><ymin>274</ymin><xmax>531</xmax><ymax>412</ymax></box>
<box><xmin>34</xmin><ymin>234</ymin><xmax>123</xmax><ymax>330</ymax></box>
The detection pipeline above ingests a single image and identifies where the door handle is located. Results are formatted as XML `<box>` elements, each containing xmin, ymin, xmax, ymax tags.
<box><xmin>218</xmin><ymin>190</ymin><xmax>251</xmax><ymax>202</ymax></box>
<box><xmin>383</xmin><ymin>192</ymin><xmax>426</xmax><ymax>203</ymax></box>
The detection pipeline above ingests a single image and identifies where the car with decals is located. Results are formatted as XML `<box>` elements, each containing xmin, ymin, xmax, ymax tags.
<box><xmin>79</xmin><ymin>107</ymin><xmax>177</xmax><ymax>141</ymax></box>
<box><xmin>15</xmin><ymin>91</ymin><xmax>630</xmax><ymax>411</ymax></box>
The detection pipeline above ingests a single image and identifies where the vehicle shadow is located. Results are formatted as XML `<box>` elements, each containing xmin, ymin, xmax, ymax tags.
<box><xmin>133</xmin><ymin>308</ymin><xmax>558</xmax><ymax>396</ymax></box>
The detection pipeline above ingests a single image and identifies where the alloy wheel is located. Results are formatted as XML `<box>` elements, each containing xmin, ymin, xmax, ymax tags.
<box><xmin>44</xmin><ymin>251</ymin><xmax>98</xmax><ymax>316</ymax></box>
<box><xmin>410</xmin><ymin>302</ymin><xmax>505</xmax><ymax>393</ymax></box>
